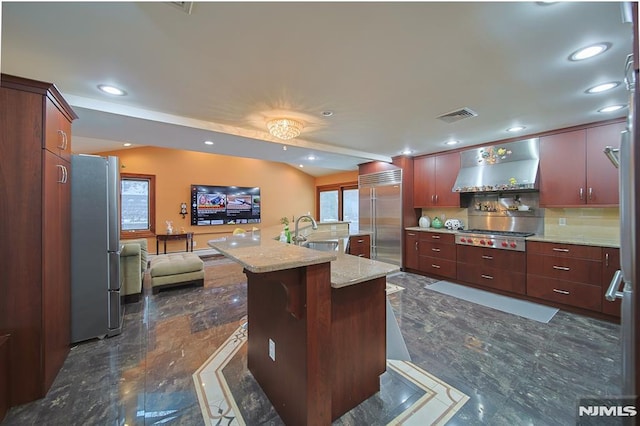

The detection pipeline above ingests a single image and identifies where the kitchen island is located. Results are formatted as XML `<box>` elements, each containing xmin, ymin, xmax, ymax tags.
<box><xmin>208</xmin><ymin>231</ymin><xmax>399</xmax><ymax>425</ymax></box>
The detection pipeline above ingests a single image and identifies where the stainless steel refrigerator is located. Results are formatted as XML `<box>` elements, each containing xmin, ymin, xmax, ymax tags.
<box><xmin>70</xmin><ymin>154</ymin><xmax>123</xmax><ymax>343</ymax></box>
<box><xmin>605</xmin><ymin>53</ymin><xmax>636</xmax><ymax>396</ymax></box>
<box><xmin>359</xmin><ymin>169</ymin><xmax>402</xmax><ymax>266</ymax></box>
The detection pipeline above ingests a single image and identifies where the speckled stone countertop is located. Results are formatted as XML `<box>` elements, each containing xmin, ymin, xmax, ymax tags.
<box><xmin>405</xmin><ymin>226</ymin><xmax>619</xmax><ymax>248</ymax></box>
<box><xmin>526</xmin><ymin>235</ymin><xmax>620</xmax><ymax>248</ymax></box>
<box><xmin>208</xmin><ymin>231</ymin><xmax>399</xmax><ymax>288</ymax></box>
<box><xmin>405</xmin><ymin>227</ymin><xmax>458</xmax><ymax>234</ymax></box>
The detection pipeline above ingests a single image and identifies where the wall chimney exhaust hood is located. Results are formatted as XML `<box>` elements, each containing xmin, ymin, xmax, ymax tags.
<box><xmin>452</xmin><ymin>138</ymin><xmax>540</xmax><ymax>193</ymax></box>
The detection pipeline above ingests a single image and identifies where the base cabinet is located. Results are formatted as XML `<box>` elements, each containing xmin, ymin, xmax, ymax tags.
<box><xmin>0</xmin><ymin>75</ymin><xmax>77</xmax><ymax>406</ymax></box>
<box><xmin>347</xmin><ymin>234</ymin><xmax>371</xmax><ymax>258</ymax></box>
<box><xmin>526</xmin><ymin>241</ymin><xmax>603</xmax><ymax>311</ymax></box>
<box><xmin>418</xmin><ymin>232</ymin><xmax>457</xmax><ymax>280</ymax></box>
<box><xmin>457</xmin><ymin>246</ymin><xmax>526</xmax><ymax>294</ymax></box>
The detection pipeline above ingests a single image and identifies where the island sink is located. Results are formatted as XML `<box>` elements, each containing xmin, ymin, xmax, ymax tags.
<box><xmin>300</xmin><ymin>240</ymin><xmax>340</xmax><ymax>252</ymax></box>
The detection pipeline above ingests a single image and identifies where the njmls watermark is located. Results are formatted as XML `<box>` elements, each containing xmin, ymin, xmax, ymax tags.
<box><xmin>577</xmin><ymin>398</ymin><xmax>637</xmax><ymax>426</ymax></box>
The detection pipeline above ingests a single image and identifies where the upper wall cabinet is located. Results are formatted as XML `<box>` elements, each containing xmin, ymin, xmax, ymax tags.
<box><xmin>539</xmin><ymin>121</ymin><xmax>625</xmax><ymax>207</ymax></box>
<box><xmin>413</xmin><ymin>152</ymin><xmax>460</xmax><ymax>208</ymax></box>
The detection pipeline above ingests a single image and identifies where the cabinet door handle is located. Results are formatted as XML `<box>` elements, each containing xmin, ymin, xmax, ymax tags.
<box><xmin>431</xmin><ymin>264</ymin><xmax>441</xmax><ymax>269</ymax></box>
<box><xmin>552</xmin><ymin>248</ymin><xmax>569</xmax><ymax>253</ymax></box>
<box><xmin>553</xmin><ymin>265</ymin><xmax>570</xmax><ymax>271</ymax></box>
<box><xmin>579</xmin><ymin>187</ymin><xmax>584</xmax><ymax>200</ymax></box>
<box><xmin>431</xmin><ymin>235</ymin><xmax>440</xmax><ymax>239</ymax></box>
<box><xmin>481</xmin><ymin>274</ymin><xmax>494</xmax><ymax>280</ymax></box>
<box><xmin>431</xmin><ymin>248</ymin><xmax>441</xmax><ymax>252</ymax></box>
<box><xmin>588</xmin><ymin>187</ymin><xmax>593</xmax><ymax>200</ymax></box>
<box><xmin>553</xmin><ymin>288</ymin><xmax>570</xmax><ymax>295</ymax></box>
<box><xmin>415</xmin><ymin>241</ymin><xmax>419</xmax><ymax>251</ymax></box>
<box><xmin>56</xmin><ymin>164</ymin><xmax>68</xmax><ymax>184</ymax></box>
<box><xmin>57</xmin><ymin>130</ymin><xmax>66</xmax><ymax>150</ymax></box>
<box><xmin>434</xmin><ymin>194</ymin><xmax>439</xmax><ymax>203</ymax></box>
<box><xmin>431</xmin><ymin>194</ymin><xmax>435</xmax><ymax>203</ymax></box>
<box><xmin>357</xmin><ymin>239</ymin><xmax>364</xmax><ymax>243</ymax></box>
<box><xmin>605</xmin><ymin>252</ymin><xmax>609</xmax><ymax>267</ymax></box>
<box><xmin>481</xmin><ymin>255</ymin><xmax>493</xmax><ymax>260</ymax></box>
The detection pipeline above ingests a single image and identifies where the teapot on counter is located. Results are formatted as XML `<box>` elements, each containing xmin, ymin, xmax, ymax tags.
<box><xmin>431</xmin><ymin>216</ymin><xmax>443</xmax><ymax>229</ymax></box>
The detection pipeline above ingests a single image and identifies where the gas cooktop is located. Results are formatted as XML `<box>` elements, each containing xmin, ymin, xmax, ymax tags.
<box><xmin>458</xmin><ymin>229</ymin><xmax>535</xmax><ymax>238</ymax></box>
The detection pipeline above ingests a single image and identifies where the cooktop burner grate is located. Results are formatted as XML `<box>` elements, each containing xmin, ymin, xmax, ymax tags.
<box><xmin>458</xmin><ymin>229</ymin><xmax>535</xmax><ymax>238</ymax></box>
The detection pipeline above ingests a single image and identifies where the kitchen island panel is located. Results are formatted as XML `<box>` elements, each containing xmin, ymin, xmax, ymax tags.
<box><xmin>245</xmin><ymin>262</ymin><xmax>332</xmax><ymax>426</ymax></box>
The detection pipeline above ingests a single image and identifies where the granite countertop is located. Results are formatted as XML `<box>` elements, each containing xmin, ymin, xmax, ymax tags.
<box><xmin>405</xmin><ymin>226</ymin><xmax>620</xmax><ymax>248</ymax></box>
<box><xmin>526</xmin><ymin>235</ymin><xmax>620</xmax><ymax>248</ymax></box>
<box><xmin>405</xmin><ymin>227</ymin><xmax>458</xmax><ymax>234</ymax></box>
<box><xmin>208</xmin><ymin>230</ymin><xmax>399</xmax><ymax>288</ymax></box>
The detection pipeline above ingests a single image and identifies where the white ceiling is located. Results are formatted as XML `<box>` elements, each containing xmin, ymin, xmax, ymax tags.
<box><xmin>1</xmin><ymin>2</ymin><xmax>634</xmax><ymax>176</ymax></box>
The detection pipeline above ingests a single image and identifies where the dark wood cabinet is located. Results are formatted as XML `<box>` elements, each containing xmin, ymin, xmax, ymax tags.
<box><xmin>526</xmin><ymin>241</ymin><xmax>602</xmax><ymax>311</ymax></box>
<box><xmin>602</xmin><ymin>247</ymin><xmax>621</xmax><ymax>317</ymax></box>
<box><xmin>456</xmin><ymin>246</ymin><xmax>526</xmax><ymax>294</ymax></box>
<box><xmin>404</xmin><ymin>231</ymin><xmax>420</xmax><ymax>270</ymax></box>
<box><xmin>347</xmin><ymin>234</ymin><xmax>371</xmax><ymax>258</ymax></box>
<box><xmin>417</xmin><ymin>232</ymin><xmax>457</xmax><ymax>279</ymax></box>
<box><xmin>540</xmin><ymin>121</ymin><xmax>624</xmax><ymax>207</ymax></box>
<box><xmin>0</xmin><ymin>74</ymin><xmax>77</xmax><ymax>406</ymax></box>
<box><xmin>413</xmin><ymin>152</ymin><xmax>460</xmax><ymax>207</ymax></box>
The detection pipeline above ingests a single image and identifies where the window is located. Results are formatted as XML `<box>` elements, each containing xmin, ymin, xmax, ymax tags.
<box><xmin>317</xmin><ymin>183</ymin><xmax>359</xmax><ymax>229</ymax></box>
<box><xmin>120</xmin><ymin>173</ymin><xmax>156</xmax><ymax>238</ymax></box>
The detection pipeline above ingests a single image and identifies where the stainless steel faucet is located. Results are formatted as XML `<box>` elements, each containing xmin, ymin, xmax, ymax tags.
<box><xmin>293</xmin><ymin>215</ymin><xmax>318</xmax><ymax>244</ymax></box>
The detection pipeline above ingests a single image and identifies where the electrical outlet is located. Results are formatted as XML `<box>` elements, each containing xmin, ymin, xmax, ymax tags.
<box><xmin>193</xmin><ymin>241</ymin><xmax>197</xmax><ymax>247</ymax></box>
<box><xmin>559</xmin><ymin>218</ymin><xmax>566</xmax><ymax>226</ymax></box>
<box><xmin>269</xmin><ymin>338</ymin><xmax>275</xmax><ymax>361</ymax></box>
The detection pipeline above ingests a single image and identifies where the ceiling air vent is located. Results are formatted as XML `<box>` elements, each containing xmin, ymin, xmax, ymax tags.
<box><xmin>436</xmin><ymin>107</ymin><xmax>478</xmax><ymax>124</ymax></box>
<box><xmin>170</xmin><ymin>2</ymin><xmax>194</xmax><ymax>14</ymax></box>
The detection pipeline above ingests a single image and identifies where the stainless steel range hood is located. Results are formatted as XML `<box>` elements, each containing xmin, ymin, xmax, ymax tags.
<box><xmin>452</xmin><ymin>138</ymin><xmax>540</xmax><ymax>193</ymax></box>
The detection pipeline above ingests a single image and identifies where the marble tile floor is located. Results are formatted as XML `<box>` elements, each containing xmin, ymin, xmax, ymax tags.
<box><xmin>2</xmin><ymin>258</ymin><xmax>621</xmax><ymax>425</ymax></box>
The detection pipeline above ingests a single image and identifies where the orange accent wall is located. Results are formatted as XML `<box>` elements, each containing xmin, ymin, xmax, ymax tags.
<box><xmin>314</xmin><ymin>170</ymin><xmax>358</xmax><ymax>187</ymax></box>
<box><xmin>99</xmin><ymin>146</ymin><xmax>317</xmax><ymax>253</ymax></box>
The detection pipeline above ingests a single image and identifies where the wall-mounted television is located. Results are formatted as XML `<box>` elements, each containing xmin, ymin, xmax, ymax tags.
<box><xmin>191</xmin><ymin>185</ymin><xmax>261</xmax><ymax>226</ymax></box>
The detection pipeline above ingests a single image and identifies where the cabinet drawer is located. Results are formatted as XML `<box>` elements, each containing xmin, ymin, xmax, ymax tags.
<box><xmin>420</xmin><ymin>241</ymin><xmax>456</xmax><ymax>261</ymax></box>
<box><xmin>457</xmin><ymin>246</ymin><xmax>525</xmax><ymax>269</ymax></box>
<box><xmin>458</xmin><ymin>266</ymin><xmax>526</xmax><ymax>294</ymax></box>
<box><xmin>45</xmin><ymin>97</ymin><xmax>72</xmax><ymax>161</ymax></box>
<box><xmin>418</xmin><ymin>257</ymin><xmax>456</xmax><ymax>279</ymax></box>
<box><xmin>419</xmin><ymin>232</ymin><xmax>455</xmax><ymax>245</ymax></box>
<box><xmin>526</xmin><ymin>275</ymin><xmax>602</xmax><ymax>311</ymax></box>
<box><xmin>527</xmin><ymin>241</ymin><xmax>601</xmax><ymax>260</ymax></box>
<box><xmin>527</xmin><ymin>253</ymin><xmax>601</xmax><ymax>285</ymax></box>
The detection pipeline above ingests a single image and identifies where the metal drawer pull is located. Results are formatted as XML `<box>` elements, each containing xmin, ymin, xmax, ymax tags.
<box><xmin>56</xmin><ymin>164</ymin><xmax>68</xmax><ymax>184</ymax></box>
<box><xmin>553</xmin><ymin>288</ymin><xmax>570</xmax><ymax>295</ymax></box>
<box><xmin>605</xmin><ymin>252</ymin><xmax>609</xmax><ymax>267</ymax></box>
<box><xmin>408</xmin><ymin>233</ymin><xmax>416</xmax><ymax>236</ymax></box>
<box><xmin>431</xmin><ymin>248</ymin><xmax>441</xmax><ymax>252</ymax></box>
<box><xmin>357</xmin><ymin>239</ymin><xmax>364</xmax><ymax>243</ymax></box>
<box><xmin>588</xmin><ymin>187</ymin><xmax>593</xmax><ymax>200</ymax></box>
<box><xmin>358</xmin><ymin>254</ymin><xmax>365</xmax><ymax>257</ymax></box>
<box><xmin>552</xmin><ymin>248</ymin><xmax>569</xmax><ymax>252</ymax></box>
<box><xmin>553</xmin><ymin>265</ymin><xmax>570</xmax><ymax>271</ymax></box>
<box><xmin>579</xmin><ymin>187</ymin><xmax>584</xmax><ymax>200</ymax></box>
<box><xmin>481</xmin><ymin>274</ymin><xmax>494</xmax><ymax>280</ymax></box>
<box><xmin>481</xmin><ymin>255</ymin><xmax>493</xmax><ymax>260</ymax></box>
<box><xmin>432</xmin><ymin>235</ymin><xmax>440</xmax><ymax>239</ymax></box>
<box><xmin>431</xmin><ymin>264</ymin><xmax>441</xmax><ymax>269</ymax></box>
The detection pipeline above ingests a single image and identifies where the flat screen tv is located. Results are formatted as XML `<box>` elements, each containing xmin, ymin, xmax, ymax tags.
<box><xmin>191</xmin><ymin>185</ymin><xmax>261</xmax><ymax>226</ymax></box>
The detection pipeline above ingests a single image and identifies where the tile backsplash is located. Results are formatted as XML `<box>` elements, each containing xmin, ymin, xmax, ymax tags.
<box><xmin>544</xmin><ymin>207</ymin><xmax>619</xmax><ymax>240</ymax></box>
<box><xmin>420</xmin><ymin>206</ymin><xmax>620</xmax><ymax>241</ymax></box>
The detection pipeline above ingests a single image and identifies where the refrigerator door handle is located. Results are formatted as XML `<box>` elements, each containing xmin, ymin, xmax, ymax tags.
<box><xmin>605</xmin><ymin>270</ymin><xmax>625</xmax><ymax>301</ymax></box>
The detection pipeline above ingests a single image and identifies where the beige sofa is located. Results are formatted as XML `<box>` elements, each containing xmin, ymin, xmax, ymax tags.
<box><xmin>120</xmin><ymin>238</ymin><xmax>148</xmax><ymax>302</ymax></box>
<box><xmin>149</xmin><ymin>253</ymin><xmax>204</xmax><ymax>294</ymax></box>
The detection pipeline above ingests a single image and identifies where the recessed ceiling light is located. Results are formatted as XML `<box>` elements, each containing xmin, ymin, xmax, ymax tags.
<box><xmin>204</xmin><ymin>140</ymin><xmax>214</xmax><ymax>145</ymax></box>
<box><xmin>123</xmin><ymin>142</ymin><xmax>132</xmax><ymax>147</ymax></box>
<box><xmin>97</xmin><ymin>84</ymin><xmax>127</xmax><ymax>96</ymax></box>
<box><xmin>586</xmin><ymin>82</ymin><xmax>620</xmax><ymax>94</ymax></box>
<box><xmin>569</xmin><ymin>43</ymin><xmax>611</xmax><ymax>61</ymax></box>
<box><xmin>321</xmin><ymin>111</ymin><xmax>334</xmax><ymax>117</ymax></box>
<box><xmin>299</xmin><ymin>164</ymin><xmax>304</xmax><ymax>168</ymax></box>
<box><xmin>598</xmin><ymin>104</ymin><xmax>625</xmax><ymax>113</ymax></box>
<box><xmin>506</xmin><ymin>126</ymin><xmax>526</xmax><ymax>132</ymax></box>
<box><xmin>445</xmin><ymin>140</ymin><xmax>459</xmax><ymax>146</ymax></box>
<box><xmin>282</xmin><ymin>145</ymin><xmax>287</xmax><ymax>151</ymax></box>
<box><xmin>307</xmin><ymin>155</ymin><xmax>316</xmax><ymax>161</ymax></box>
<box><xmin>401</xmin><ymin>149</ymin><xmax>413</xmax><ymax>155</ymax></box>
